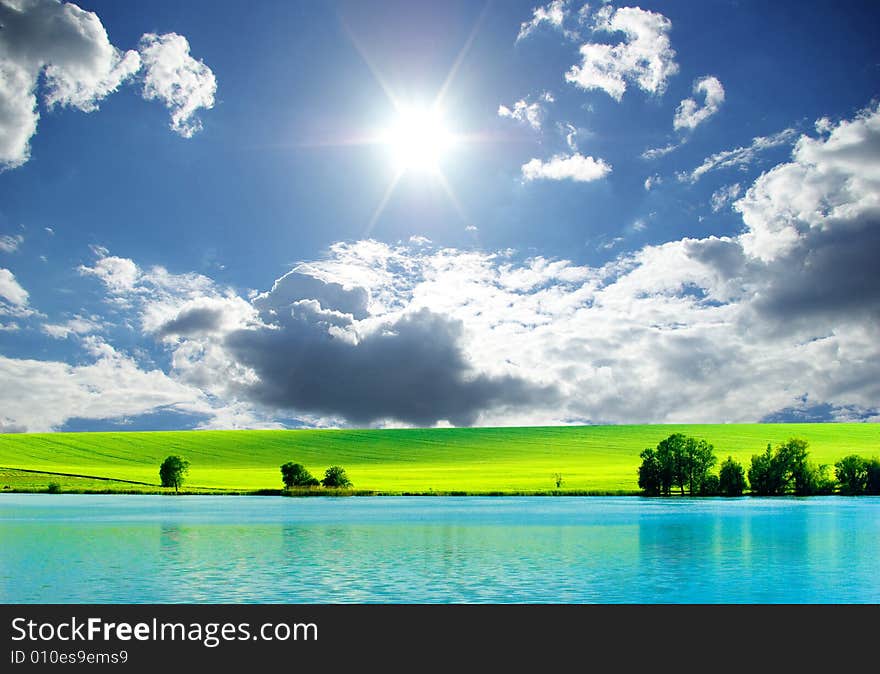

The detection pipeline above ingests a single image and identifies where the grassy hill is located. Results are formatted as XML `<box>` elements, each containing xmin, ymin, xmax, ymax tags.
<box><xmin>1</xmin><ymin>424</ymin><xmax>878</xmax><ymax>494</ymax></box>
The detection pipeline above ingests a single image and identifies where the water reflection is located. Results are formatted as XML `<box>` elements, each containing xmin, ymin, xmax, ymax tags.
<box><xmin>0</xmin><ymin>495</ymin><xmax>877</xmax><ymax>603</ymax></box>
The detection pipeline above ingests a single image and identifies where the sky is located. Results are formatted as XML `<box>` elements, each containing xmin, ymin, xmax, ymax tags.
<box><xmin>0</xmin><ymin>0</ymin><xmax>878</xmax><ymax>432</ymax></box>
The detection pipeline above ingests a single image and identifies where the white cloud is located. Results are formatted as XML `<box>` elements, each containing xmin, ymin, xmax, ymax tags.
<box><xmin>558</xmin><ymin>121</ymin><xmax>580</xmax><ymax>151</ymax></box>
<box><xmin>517</xmin><ymin>0</ymin><xmax>569</xmax><ymax>42</ymax></box>
<box><xmin>78</xmin><ymin>254</ymin><xmax>140</xmax><ymax>294</ymax></box>
<box><xmin>521</xmin><ymin>152</ymin><xmax>611</xmax><ymax>182</ymax></box>
<box><xmin>44</xmin><ymin>226</ymin><xmax>54</xmax><ymax>235</ymax></box>
<box><xmin>644</xmin><ymin>174</ymin><xmax>662</xmax><ymax>190</ymax></box>
<box><xmin>710</xmin><ymin>183</ymin><xmax>742</xmax><ymax>212</ymax></box>
<box><xmin>0</xmin><ymin>267</ymin><xmax>28</xmax><ymax>306</ymax></box>
<box><xmin>0</xmin><ymin>233</ymin><xmax>23</xmax><ymax>252</ymax></box>
<box><xmin>41</xmin><ymin>314</ymin><xmax>104</xmax><ymax>339</ymax></box>
<box><xmin>79</xmin><ymin>248</ymin><xmax>258</xmax><ymax>339</ymax></box>
<box><xmin>641</xmin><ymin>142</ymin><xmax>681</xmax><ymax>160</ymax></box>
<box><xmin>683</xmin><ymin>128</ymin><xmax>797</xmax><ymax>183</ymax></box>
<box><xmin>465</xmin><ymin>224</ymin><xmax>479</xmax><ymax>233</ymax></box>
<box><xmin>0</xmin><ymin>0</ymin><xmax>141</xmax><ymax>169</ymax></box>
<box><xmin>7</xmin><ymin>104</ymin><xmax>880</xmax><ymax>430</ymax></box>
<box><xmin>566</xmin><ymin>6</ymin><xmax>679</xmax><ymax>101</ymax></box>
<box><xmin>498</xmin><ymin>92</ymin><xmax>553</xmax><ymax>131</ymax></box>
<box><xmin>735</xmin><ymin>102</ymin><xmax>880</xmax><ymax>261</ymax></box>
<box><xmin>0</xmin><ymin>339</ymin><xmax>211</xmax><ymax>432</ymax></box>
<box><xmin>138</xmin><ymin>32</ymin><xmax>217</xmax><ymax>138</ymax></box>
<box><xmin>674</xmin><ymin>75</ymin><xmax>725</xmax><ymax>131</ymax></box>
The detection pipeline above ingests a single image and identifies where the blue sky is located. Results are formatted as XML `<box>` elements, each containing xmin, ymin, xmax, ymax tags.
<box><xmin>1</xmin><ymin>0</ymin><xmax>878</xmax><ymax>431</ymax></box>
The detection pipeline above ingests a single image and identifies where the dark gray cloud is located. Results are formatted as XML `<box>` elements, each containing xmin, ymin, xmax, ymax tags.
<box><xmin>749</xmin><ymin>212</ymin><xmax>880</xmax><ymax>326</ymax></box>
<box><xmin>225</xmin><ymin>288</ymin><xmax>556</xmax><ymax>426</ymax></box>
<box><xmin>687</xmin><ymin>212</ymin><xmax>880</xmax><ymax>333</ymax></box>
<box><xmin>156</xmin><ymin>306</ymin><xmax>225</xmax><ymax>338</ymax></box>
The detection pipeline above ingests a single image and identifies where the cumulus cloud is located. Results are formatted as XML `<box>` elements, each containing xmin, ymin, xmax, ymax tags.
<box><xmin>683</xmin><ymin>127</ymin><xmax>798</xmax><ymax>183</ymax></box>
<box><xmin>521</xmin><ymin>152</ymin><xmax>611</xmax><ymax>182</ymax></box>
<box><xmin>0</xmin><ymin>0</ymin><xmax>140</xmax><ymax>169</ymax></box>
<box><xmin>78</xmin><ymin>247</ymin><xmax>258</xmax><ymax>337</ymax></box>
<box><xmin>674</xmin><ymin>75</ymin><xmax>724</xmax><ymax>131</ymax></box>
<box><xmin>498</xmin><ymin>91</ymin><xmax>554</xmax><ymax>131</ymax></box>
<box><xmin>0</xmin><ymin>338</ymin><xmax>211</xmax><ymax>432</ymax></box>
<box><xmin>78</xmin><ymin>253</ymin><xmax>140</xmax><ymax>294</ymax></box>
<box><xmin>6</xmin><ymin>104</ymin><xmax>880</xmax><ymax>430</ymax></box>
<box><xmin>0</xmin><ymin>1</ymin><xmax>215</xmax><ymax>169</ymax></box>
<box><xmin>566</xmin><ymin>6</ymin><xmax>679</xmax><ymax>101</ymax></box>
<box><xmin>517</xmin><ymin>0</ymin><xmax>569</xmax><ymax>42</ymax></box>
<box><xmin>138</xmin><ymin>32</ymin><xmax>217</xmax><ymax>138</ymax></box>
<box><xmin>0</xmin><ymin>233</ymin><xmax>23</xmax><ymax>252</ymax></box>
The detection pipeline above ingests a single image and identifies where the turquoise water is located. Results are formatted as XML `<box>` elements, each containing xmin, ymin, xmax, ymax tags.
<box><xmin>1</xmin><ymin>495</ymin><xmax>877</xmax><ymax>603</ymax></box>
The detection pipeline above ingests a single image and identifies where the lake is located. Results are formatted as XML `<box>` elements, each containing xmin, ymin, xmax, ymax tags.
<box><xmin>1</xmin><ymin>495</ymin><xmax>877</xmax><ymax>603</ymax></box>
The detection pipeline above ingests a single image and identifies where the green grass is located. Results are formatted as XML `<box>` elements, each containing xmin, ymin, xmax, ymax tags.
<box><xmin>1</xmin><ymin>424</ymin><xmax>878</xmax><ymax>494</ymax></box>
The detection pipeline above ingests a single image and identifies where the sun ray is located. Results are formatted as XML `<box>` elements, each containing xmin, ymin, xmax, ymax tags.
<box><xmin>433</xmin><ymin>1</ymin><xmax>492</xmax><ymax>110</ymax></box>
<box><xmin>364</xmin><ymin>169</ymin><xmax>404</xmax><ymax>238</ymax></box>
<box><xmin>331</xmin><ymin>4</ymin><xmax>492</xmax><ymax>233</ymax></box>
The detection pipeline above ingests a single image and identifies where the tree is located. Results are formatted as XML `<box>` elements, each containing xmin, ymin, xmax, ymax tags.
<box><xmin>321</xmin><ymin>465</ymin><xmax>352</xmax><ymax>488</ymax></box>
<box><xmin>718</xmin><ymin>456</ymin><xmax>747</xmax><ymax>497</ymax></box>
<box><xmin>280</xmin><ymin>462</ymin><xmax>320</xmax><ymax>489</ymax></box>
<box><xmin>835</xmin><ymin>455</ymin><xmax>868</xmax><ymax>495</ymax></box>
<box><xmin>552</xmin><ymin>473</ymin><xmax>563</xmax><ymax>489</ymax></box>
<box><xmin>683</xmin><ymin>437</ymin><xmax>716</xmax><ymax>495</ymax></box>
<box><xmin>638</xmin><ymin>447</ymin><xmax>663</xmax><ymax>496</ymax></box>
<box><xmin>780</xmin><ymin>438</ymin><xmax>813</xmax><ymax>495</ymax></box>
<box><xmin>656</xmin><ymin>433</ymin><xmax>688</xmax><ymax>495</ymax></box>
<box><xmin>801</xmin><ymin>463</ymin><xmax>835</xmax><ymax>495</ymax></box>
<box><xmin>748</xmin><ymin>438</ymin><xmax>821</xmax><ymax>495</ymax></box>
<box><xmin>159</xmin><ymin>455</ymin><xmax>189</xmax><ymax>492</ymax></box>
<box><xmin>748</xmin><ymin>444</ymin><xmax>783</xmax><ymax>495</ymax></box>
<box><xmin>638</xmin><ymin>434</ymin><xmax>717</xmax><ymax>496</ymax></box>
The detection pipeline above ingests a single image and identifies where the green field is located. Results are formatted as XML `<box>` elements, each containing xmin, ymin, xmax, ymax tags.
<box><xmin>1</xmin><ymin>424</ymin><xmax>878</xmax><ymax>494</ymax></box>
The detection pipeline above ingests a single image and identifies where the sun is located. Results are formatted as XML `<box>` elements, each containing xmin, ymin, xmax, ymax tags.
<box><xmin>382</xmin><ymin>105</ymin><xmax>455</xmax><ymax>173</ymax></box>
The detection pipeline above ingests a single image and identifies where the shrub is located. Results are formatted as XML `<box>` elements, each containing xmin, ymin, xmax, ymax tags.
<box><xmin>47</xmin><ymin>482</ymin><xmax>62</xmax><ymax>494</ymax></box>
<box><xmin>698</xmin><ymin>474</ymin><xmax>720</xmax><ymax>496</ymax></box>
<box><xmin>321</xmin><ymin>466</ymin><xmax>352</xmax><ymax>488</ymax></box>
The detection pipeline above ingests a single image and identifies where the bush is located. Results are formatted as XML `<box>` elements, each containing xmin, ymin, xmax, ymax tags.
<box><xmin>47</xmin><ymin>482</ymin><xmax>61</xmax><ymax>494</ymax></box>
<box><xmin>321</xmin><ymin>466</ymin><xmax>352</xmax><ymax>488</ymax></box>
<box><xmin>698</xmin><ymin>474</ymin><xmax>720</xmax><ymax>496</ymax></box>
<box><xmin>718</xmin><ymin>456</ymin><xmax>747</xmax><ymax>497</ymax></box>
<box><xmin>280</xmin><ymin>462</ymin><xmax>320</xmax><ymax>489</ymax></box>
<box><xmin>159</xmin><ymin>455</ymin><xmax>190</xmax><ymax>492</ymax></box>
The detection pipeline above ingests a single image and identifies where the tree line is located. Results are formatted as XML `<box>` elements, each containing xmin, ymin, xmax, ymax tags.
<box><xmin>156</xmin><ymin>456</ymin><xmax>353</xmax><ymax>492</ymax></box>
<box><xmin>638</xmin><ymin>434</ymin><xmax>880</xmax><ymax>496</ymax></box>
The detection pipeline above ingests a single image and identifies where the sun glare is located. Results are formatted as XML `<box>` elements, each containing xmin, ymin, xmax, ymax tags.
<box><xmin>382</xmin><ymin>106</ymin><xmax>455</xmax><ymax>173</ymax></box>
